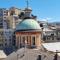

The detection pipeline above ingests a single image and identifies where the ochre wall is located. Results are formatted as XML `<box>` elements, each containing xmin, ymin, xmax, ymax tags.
<box><xmin>15</xmin><ymin>31</ymin><xmax>42</xmax><ymax>48</ymax></box>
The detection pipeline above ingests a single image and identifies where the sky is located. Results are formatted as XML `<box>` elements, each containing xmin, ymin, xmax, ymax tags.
<box><xmin>0</xmin><ymin>0</ymin><xmax>60</xmax><ymax>22</ymax></box>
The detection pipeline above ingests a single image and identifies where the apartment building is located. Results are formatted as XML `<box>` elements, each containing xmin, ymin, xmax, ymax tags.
<box><xmin>0</xmin><ymin>8</ymin><xmax>8</xmax><ymax>49</ymax></box>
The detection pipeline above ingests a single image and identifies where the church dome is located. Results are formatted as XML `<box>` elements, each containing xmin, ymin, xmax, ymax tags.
<box><xmin>16</xmin><ymin>19</ymin><xmax>41</xmax><ymax>31</ymax></box>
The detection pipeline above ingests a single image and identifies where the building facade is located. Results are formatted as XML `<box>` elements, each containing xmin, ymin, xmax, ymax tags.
<box><xmin>0</xmin><ymin>8</ymin><xmax>8</xmax><ymax>49</ymax></box>
<box><xmin>9</xmin><ymin>7</ymin><xmax>22</xmax><ymax>16</ymax></box>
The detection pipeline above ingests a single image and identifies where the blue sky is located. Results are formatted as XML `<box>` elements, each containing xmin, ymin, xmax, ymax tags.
<box><xmin>0</xmin><ymin>0</ymin><xmax>60</xmax><ymax>22</ymax></box>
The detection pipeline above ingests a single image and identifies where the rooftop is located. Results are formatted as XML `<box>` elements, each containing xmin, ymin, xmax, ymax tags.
<box><xmin>42</xmin><ymin>42</ymin><xmax>60</xmax><ymax>52</ymax></box>
<box><xmin>0</xmin><ymin>50</ymin><xmax>7</xmax><ymax>59</ymax></box>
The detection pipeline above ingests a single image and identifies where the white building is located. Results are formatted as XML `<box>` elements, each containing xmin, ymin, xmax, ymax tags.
<box><xmin>42</xmin><ymin>42</ymin><xmax>60</xmax><ymax>60</ymax></box>
<box><xmin>0</xmin><ymin>50</ymin><xmax>7</xmax><ymax>60</ymax></box>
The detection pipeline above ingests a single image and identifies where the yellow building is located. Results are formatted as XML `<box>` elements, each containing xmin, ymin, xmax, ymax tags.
<box><xmin>15</xmin><ymin>19</ymin><xmax>42</xmax><ymax>48</ymax></box>
<box><xmin>9</xmin><ymin>7</ymin><xmax>22</xmax><ymax>16</ymax></box>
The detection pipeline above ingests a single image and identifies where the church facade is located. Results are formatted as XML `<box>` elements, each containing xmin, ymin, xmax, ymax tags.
<box><xmin>15</xmin><ymin>19</ymin><xmax>42</xmax><ymax>48</ymax></box>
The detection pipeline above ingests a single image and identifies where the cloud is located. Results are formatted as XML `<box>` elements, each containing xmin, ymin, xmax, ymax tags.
<box><xmin>38</xmin><ymin>17</ymin><xmax>52</xmax><ymax>22</ymax></box>
<box><xmin>46</xmin><ymin>17</ymin><xmax>52</xmax><ymax>20</ymax></box>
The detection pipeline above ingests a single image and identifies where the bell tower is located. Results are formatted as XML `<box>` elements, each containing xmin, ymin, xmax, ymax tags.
<box><xmin>24</xmin><ymin>0</ymin><xmax>32</xmax><ymax>18</ymax></box>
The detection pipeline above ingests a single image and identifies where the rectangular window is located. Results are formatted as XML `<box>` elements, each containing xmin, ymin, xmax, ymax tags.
<box><xmin>47</xmin><ymin>36</ymin><xmax>50</xmax><ymax>40</ymax></box>
<box><xmin>16</xmin><ymin>36</ymin><xmax>19</xmax><ymax>45</ymax></box>
<box><xmin>27</xmin><ymin>36</ymin><xmax>28</xmax><ymax>44</ymax></box>
<box><xmin>0</xmin><ymin>44</ymin><xmax>3</xmax><ymax>46</ymax></box>
<box><xmin>22</xmin><ymin>36</ymin><xmax>25</xmax><ymax>44</ymax></box>
<box><xmin>20</xmin><ymin>36</ymin><xmax>22</xmax><ymax>48</ymax></box>
<box><xmin>51</xmin><ymin>34</ymin><xmax>54</xmax><ymax>40</ymax></box>
<box><xmin>22</xmin><ymin>36</ymin><xmax>25</xmax><ymax>47</ymax></box>
<box><xmin>5</xmin><ymin>43</ymin><xmax>7</xmax><ymax>46</ymax></box>
<box><xmin>32</xmin><ymin>36</ymin><xmax>35</xmax><ymax>45</ymax></box>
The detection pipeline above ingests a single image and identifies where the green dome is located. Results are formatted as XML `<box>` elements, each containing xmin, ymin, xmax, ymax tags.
<box><xmin>16</xmin><ymin>19</ymin><xmax>41</xmax><ymax>31</ymax></box>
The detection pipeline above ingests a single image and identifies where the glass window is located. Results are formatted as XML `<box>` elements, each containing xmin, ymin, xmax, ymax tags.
<box><xmin>20</xmin><ymin>36</ymin><xmax>22</xmax><ymax>48</ymax></box>
<box><xmin>4</xmin><ymin>11</ymin><xmax>6</xmax><ymax>13</ymax></box>
<box><xmin>17</xmin><ymin>36</ymin><xmax>19</xmax><ymax>40</ymax></box>
<box><xmin>51</xmin><ymin>34</ymin><xmax>54</xmax><ymax>40</ymax></box>
<box><xmin>0</xmin><ymin>44</ymin><xmax>3</xmax><ymax>46</ymax></box>
<box><xmin>22</xmin><ymin>36</ymin><xmax>25</xmax><ymax>43</ymax></box>
<box><xmin>5</xmin><ymin>43</ymin><xmax>7</xmax><ymax>46</ymax></box>
<box><xmin>22</xmin><ymin>36</ymin><xmax>25</xmax><ymax>47</ymax></box>
<box><xmin>16</xmin><ymin>36</ymin><xmax>19</xmax><ymax>45</ymax></box>
<box><xmin>27</xmin><ymin>36</ymin><xmax>28</xmax><ymax>44</ymax></box>
<box><xmin>43</xmin><ymin>36</ymin><xmax>46</xmax><ymax>41</ymax></box>
<box><xmin>47</xmin><ymin>36</ymin><xmax>50</xmax><ymax>40</ymax></box>
<box><xmin>32</xmin><ymin>36</ymin><xmax>35</xmax><ymax>45</ymax></box>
